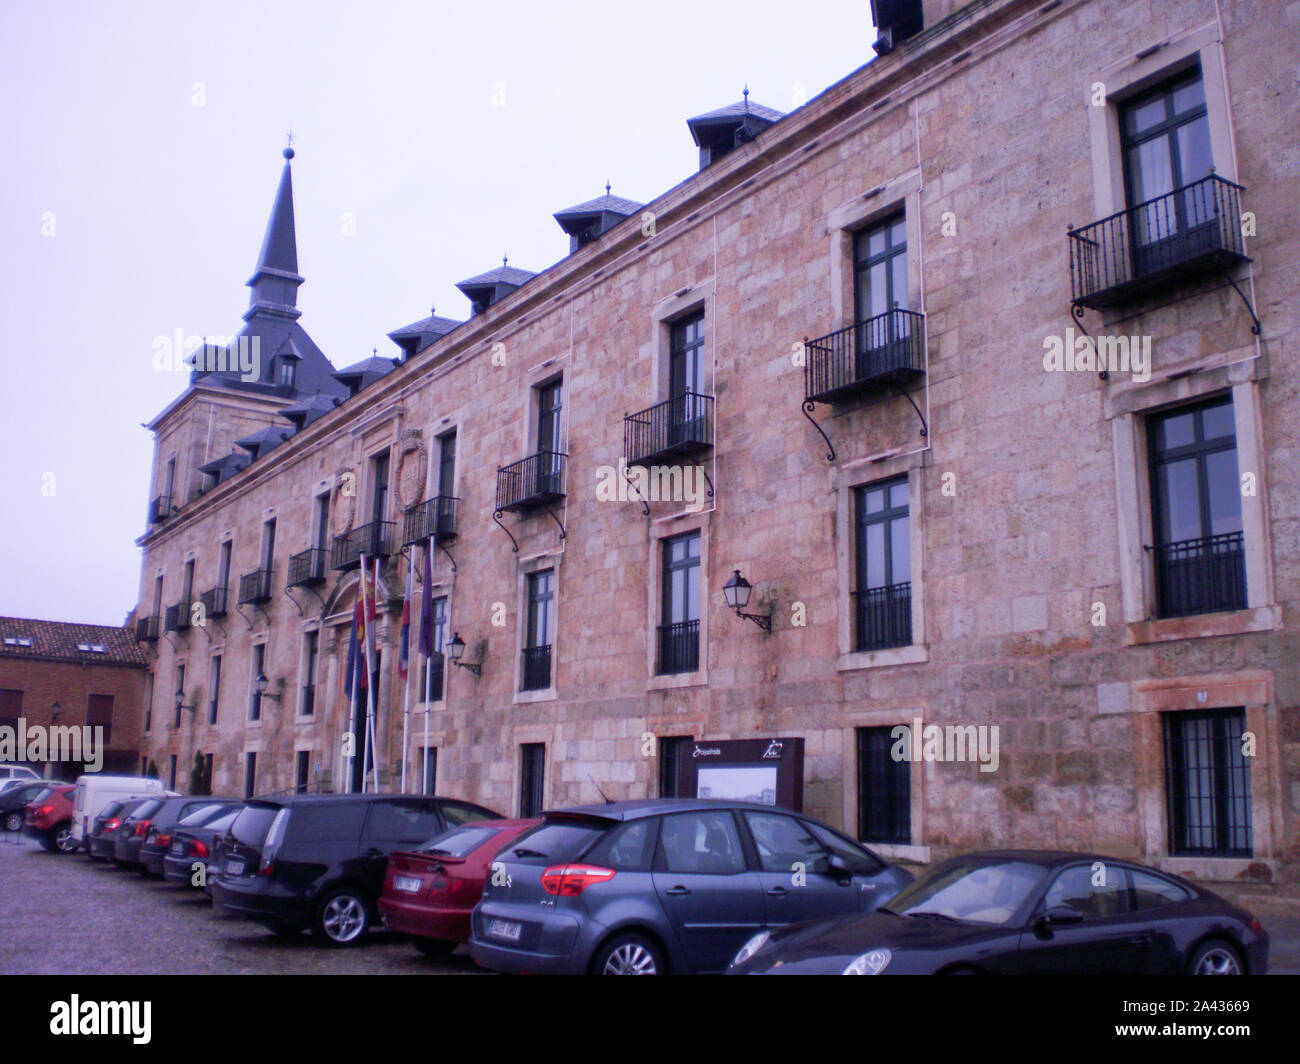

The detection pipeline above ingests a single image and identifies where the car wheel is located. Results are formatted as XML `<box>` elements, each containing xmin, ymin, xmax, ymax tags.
<box><xmin>314</xmin><ymin>889</ymin><xmax>370</xmax><ymax>947</ymax></box>
<box><xmin>3</xmin><ymin>811</ymin><xmax>22</xmax><ymax>833</ymax></box>
<box><xmin>1188</xmin><ymin>939</ymin><xmax>1244</xmax><ymax>975</ymax></box>
<box><xmin>54</xmin><ymin>825</ymin><xmax>79</xmax><ymax>854</ymax></box>
<box><xmin>592</xmin><ymin>933</ymin><xmax>665</xmax><ymax>975</ymax></box>
<box><xmin>414</xmin><ymin>938</ymin><xmax>457</xmax><ymax>958</ymax></box>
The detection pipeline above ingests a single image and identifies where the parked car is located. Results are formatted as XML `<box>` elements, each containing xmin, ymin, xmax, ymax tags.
<box><xmin>0</xmin><ymin>764</ymin><xmax>41</xmax><ymax>785</ymax></box>
<box><xmin>212</xmin><ymin>793</ymin><xmax>501</xmax><ymax>945</ymax></box>
<box><xmin>23</xmin><ymin>784</ymin><xmax>77</xmax><ymax>853</ymax></box>
<box><xmin>139</xmin><ymin>799</ymin><xmax>241</xmax><ymax>877</ymax></box>
<box><xmin>163</xmin><ymin>807</ymin><xmax>244</xmax><ymax>891</ymax></box>
<box><xmin>727</xmin><ymin>850</ymin><xmax>1270</xmax><ymax>975</ymax></box>
<box><xmin>379</xmin><ymin>818</ymin><xmax>540</xmax><ymax>956</ymax></box>
<box><xmin>1</xmin><ymin>779</ymin><xmax>53</xmax><ymax>832</ymax></box>
<box><xmin>114</xmin><ymin>796</ymin><xmax>235</xmax><ymax>872</ymax></box>
<box><xmin>72</xmin><ymin>774</ymin><xmax>167</xmax><ymax>847</ymax></box>
<box><xmin>469</xmin><ymin>799</ymin><xmax>912</xmax><ymax>975</ymax></box>
<box><xmin>86</xmin><ymin>799</ymin><xmax>151</xmax><ymax>860</ymax></box>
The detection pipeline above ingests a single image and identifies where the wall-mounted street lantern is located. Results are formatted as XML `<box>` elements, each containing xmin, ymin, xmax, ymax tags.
<box><xmin>447</xmin><ymin>632</ymin><xmax>482</xmax><ymax>677</ymax></box>
<box><xmin>255</xmin><ymin>672</ymin><xmax>284</xmax><ymax>702</ymax></box>
<box><xmin>723</xmin><ymin>570</ymin><xmax>772</xmax><ymax>631</ymax></box>
<box><xmin>174</xmin><ymin>687</ymin><xmax>193</xmax><ymax>714</ymax></box>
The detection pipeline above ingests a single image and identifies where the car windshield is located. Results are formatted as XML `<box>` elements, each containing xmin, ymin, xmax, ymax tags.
<box><xmin>178</xmin><ymin>803</ymin><xmax>229</xmax><ymax>826</ymax></box>
<box><xmin>419</xmin><ymin>824</ymin><xmax>501</xmax><ymax>857</ymax></box>
<box><xmin>31</xmin><ymin>787</ymin><xmax>56</xmax><ymax>803</ymax></box>
<box><xmin>229</xmin><ymin>805</ymin><xmax>281</xmax><ymax>847</ymax></box>
<box><xmin>883</xmin><ymin>860</ymin><xmax>1045</xmax><ymax>925</ymax></box>
<box><xmin>505</xmin><ymin>819</ymin><xmax>608</xmax><ymax>863</ymax></box>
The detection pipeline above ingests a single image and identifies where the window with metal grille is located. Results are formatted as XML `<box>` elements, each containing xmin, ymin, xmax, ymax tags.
<box><xmin>856</xmin><ymin>725</ymin><xmax>910</xmax><ymax>844</ymax></box>
<box><xmin>1164</xmin><ymin>708</ymin><xmax>1251</xmax><ymax>857</ymax></box>
<box><xmin>658</xmin><ymin>531</ymin><xmax>701</xmax><ymax>674</ymax></box>
<box><xmin>853</xmin><ymin>477</ymin><xmax>911</xmax><ymax>651</ymax></box>
<box><xmin>173</xmin><ymin>664</ymin><xmax>185</xmax><ymax>728</ymax></box>
<box><xmin>520</xmin><ymin>743</ymin><xmax>545</xmax><ymax>818</ymax></box>
<box><xmin>522</xmin><ymin>571</ymin><xmax>554</xmax><ymax>691</ymax></box>
<box><xmin>658</xmin><ymin>735</ymin><xmax>695</xmax><ymax>798</ymax></box>
<box><xmin>1147</xmin><ymin>395</ymin><xmax>1245</xmax><ymax>618</ymax></box>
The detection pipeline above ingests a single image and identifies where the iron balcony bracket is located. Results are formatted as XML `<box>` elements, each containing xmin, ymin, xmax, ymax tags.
<box><xmin>162</xmin><ymin>632</ymin><xmax>182</xmax><ymax>652</ymax></box>
<box><xmin>801</xmin><ymin>399</ymin><xmax>837</xmax><ymax>462</ymax></box>
<box><xmin>622</xmin><ymin>464</ymin><xmax>651</xmax><ymax>517</ymax></box>
<box><xmin>492</xmin><ymin>509</ymin><xmax>520</xmax><ymax>554</ymax></box>
<box><xmin>1222</xmin><ymin>273</ymin><xmax>1262</xmax><ymax>336</ymax></box>
<box><xmin>234</xmin><ymin>603</ymin><xmax>260</xmax><ymax>631</ymax></box>
<box><xmin>282</xmin><ymin>586</ymin><xmax>305</xmax><ymax>618</ymax></box>
<box><xmin>438</xmin><ymin>541</ymin><xmax>458</xmax><ymax>573</ymax></box>
<box><xmin>890</xmin><ymin>383</ymin><xmax>929</xmax><ymax>438</ymax></box>
<box><xmin>697</xmin><ymin>462</ymin><xmax>715</xmax><ymax>500</ymax></box>
<box><xmin>1071</xmin><ymin>303</ymin><xmax>1107</xmax><ymax>381</ymax></box>
<box><xmin>542</xmin><ymin>503</ymin><xmax>567</xmax><ymax>543</ymax></box>
<box><xmin>202</xmin><ymin>618</ymin><xmax>226</xmax><ymax>643</ymax></box>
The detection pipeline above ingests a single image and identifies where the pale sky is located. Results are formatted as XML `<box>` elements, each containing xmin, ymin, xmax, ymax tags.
<box><xmin>0</xmin><ymin>0</ymin><xmax>876</xmax><ymax>626</ymax></box>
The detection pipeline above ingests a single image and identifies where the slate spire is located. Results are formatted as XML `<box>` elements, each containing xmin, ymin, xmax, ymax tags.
<box><xmin>244</xmin><ymin>147</ymin><xmax>304</xmax><ymax>322</ymax></box>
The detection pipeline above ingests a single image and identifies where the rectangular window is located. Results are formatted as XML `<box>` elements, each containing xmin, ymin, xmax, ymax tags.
<box><xmin>668</xmin><ymin>312</ymin><xmax>709</xmax><ymax>445</ymax></box>
<box><xmin>437</xmin><ymin>430</ymin><xmax>457</xmax><ymax>497</ymax></box>
<box><xmin>370</xmin><ymin>450</ymin><xmax>391</xmax><ymax>524</ymax></box>
<box><xmin>536</xmin><ymin>380</ymin><xmax>563</xmax><ymax>454</ymax></box>
<box><xmin>301</xmin><ymin>631</ymin><xmax>318</xmax><ymax>716</ymax></box>
<box><xmin>853</xmin><ymin>477</ymin><xmax>912</xmax><ymax>651</ymax></box>
<box><xmin>0</xmin><ymin>689</ymin><xmax>22</xmax><ymax>735</ymax></box>
<box><xmin>249</xmin><ymin>644</ymin><xmax>265</xmax><ymax>722</ymax></box>
<box><xmin>314</xmin><ymin>495</ymin><xmax>331</xmax><ymax>552</ymax></box>
<box><xmin>419</xmin><ymin>746</ymin><xmax>437</xmax><ymax>796</ymax></box>
<box><xmin>168</xmin><ymin>754</ymin><xmax>178</xmax><ymax>791</ymax></box>
<box><xmin>658</xmin><ymin>735</ymin><xmax>695</xmax><ymax>798</ymax></box>
<box><xmin>260</xmin><ymin>519</ymin><xmax>277</xmax><ymax>573</ymax></box>
<box><xmin>86</xmin><ymin>694</ymin><xmax>114</xmax><ymax>745</ymax></box>
<box><xmin>1147</xmin><ymin>395</ymin><xmax>1245</xmax><ymax>618</ymax></box>
<box><xmin>852</xmin><ymin>212</ymin><xmax>912</xmax><ymax>374</ymax></box>
<box><xmin>522</xmin><ymin>571</ymin><xmax>554</xmax><ymax>691</ymax></box>
<box><xmin>295</xmin><ymin>750</ymin><xmax>311</xmax><ymax>793</ymax></box>
<box><xmin>520</xmin><ymin>743</ymin><xmax>545</xmax><ymax>818</ymax></box>
<box><xmin>152</xmin><ymin>574</ymin><xmax>164</xmax><ymax>618</ymax></box>
<box><xmin>218</xmin><ymin>541</ymin><xmax>233</xmax><ymax>590</ymax></box>
<box><xmin>173</xmin><ymin>664</ymin><xmax>185</xmax><ymax>728</ymax></box>
<box><xmin>182</xmin><ymin>559</ymin><xmax>195</xmax><ymax>604</ymax></box>
<box><xmin>658</xmin><ymin>532</ymin><xmax>701</xmax><ymax>674</ymax></box>
<box><xmin>143</xmin><ymin>673</ymin><xmax>153</xmax><ymax>733</ymax></box>
<box><xmin>164</xmin><ymin>456</ymin><xmax>176</xmax><ymax>502</ymax></box>
<box><xmin>244</xmin><ymin>752</ymin><xmax>257</xmax><ymax>801</ymax></box>
<box><xmin>1164</xmin><ymin>708</ymin><xmax>1251</xmax><ymax>857</ymax></box>
<box><xmin>208</xmin><ymin>655</ymin><xmax>222</xmax><ymax>725</ymax></box>
<box><xmin>856</xmin><ymin>725</ymin><xmax>910</xmax><ymax>844</ymax></box>
<box><xmin>419</xmin><ymin>597</ymin><xmax>448</xmax><ymax>701</ymax></box>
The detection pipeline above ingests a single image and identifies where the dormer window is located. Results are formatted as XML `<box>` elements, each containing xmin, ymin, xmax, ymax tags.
<box><xmin>277</xmin><ymin>356</ymin><xmax>298</xmax><ymax>388</ymax></box>
<box><xmin>77</xmin><ymin>643</ymin><xmax>107</xmax><ymax>653</ymax></box>
<box><xmin>3</xmin><ymin>637</ymin><xmax>32</xmax><ymax>648</ymax></box>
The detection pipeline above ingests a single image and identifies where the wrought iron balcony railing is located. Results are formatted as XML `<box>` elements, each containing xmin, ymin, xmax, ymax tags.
<box><xmin>656</xmin><ymin>620</ymin><xmax>700</xmax><ymax>675</ymax></box>
<box><xmin>402</xmin><ymin>496</ymin><xmax>461</xmax><ymax>546</ymax></box>
<box><xmin>135</xmin><ymin>615</ymin><xmax>161</xmax><ymax>641</ymax></box>
<box><xmin>1153</xmin><ymin>530</ymin><xmax>1246</xmax><ymax>619</ymax></box>
<box><xmin>1069</xmin><ymin>174</ymin><xmax>1248</xmax><ymax>310</ymax></box>
<box><xmin>496</xmin><ymin>451</ymin><xmax>567</xmax><ymax>513</ymax></box>
<box><xmin>148</xmin><ymin>495</ymin><xmax>173</xmax><ymax>525</ymax></box>
<box><xmin>624</xmin><ymin>392</ymin><xmax>715</xmax><ymax>467</ymax></box>
<box><xmin>853</xmin><ymin>582</ymin><xmax>912</xmax><ymax>652</ymax></box>
<box><xmin>331</xmin><ymin>521</ymin><xmax>395</xmax><ymax>571</ymax></box>
<box><xmin>287</xmin><ymin>548</ymin><xmax>328</xmax><ymax>588</ymax></box>
<box><xmin>805</xmin><ymin>308</ymin><xmax>926</xmax><ymax>404</ymax></box>
<box><xmin>237</xmin><ymin>568</ymin><xmax>274</xmax><ymax>605</ymax></box>
<box><xmin>199</xmin><ymin>587</ymin><xmax>229</xmax><ymax>618</ymax></box>
<box><xmin>164</xmin><ymin>602</ymin><xmax>193</xmax><ymax>632</ymax></box>
<box><xmin>521</xmin><ymin>645</ymin><xmax>552</xmax><ymax>691</ymax></box>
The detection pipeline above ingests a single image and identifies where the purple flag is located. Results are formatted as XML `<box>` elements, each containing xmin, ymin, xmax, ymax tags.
<box><xmin>418</xmin><ymin>542</ymin><xmax>434</xmax><ymax>657</ymax></box>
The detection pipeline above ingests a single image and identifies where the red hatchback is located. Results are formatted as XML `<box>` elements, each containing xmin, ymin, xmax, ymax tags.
<box><xmin>380</xmin><ymin>818</ymin><xmax>540</xmax><ymax>957</ymax></box>
<box><xmin>23</xmin><ymin>784</ymin><xmax>78</xmax><ymax>853</ymax></box>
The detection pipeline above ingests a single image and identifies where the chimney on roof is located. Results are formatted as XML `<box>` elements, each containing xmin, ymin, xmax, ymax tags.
<box><xmin>870</xmin><ymin>0</ymin><xmax>924</xmax><ymax>55</ymax></box>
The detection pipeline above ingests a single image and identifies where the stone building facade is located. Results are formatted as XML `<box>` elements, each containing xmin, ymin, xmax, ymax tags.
<box><xmin>133</xmin><ymin>0</ymin><xmax>1300</xmax><ymax>882</ymax></box>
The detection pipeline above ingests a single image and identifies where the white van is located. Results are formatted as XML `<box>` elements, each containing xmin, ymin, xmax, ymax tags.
<box><xmin>72</xmin><ymin>774</ymin><xmax>169</xmax><ymax>846</ymax></box>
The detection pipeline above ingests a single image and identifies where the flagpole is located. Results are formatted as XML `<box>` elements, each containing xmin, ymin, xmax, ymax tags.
<box><xmin>365</xmin><ymin>556</ymin><xmax>380</xmax><ymax>793</ymax></box>
<box><xmin>422</xmin><ymin>538</ymin><xmax>433</xmax><ymax>794</ymax></box>
<box><xmin>358</xmin><ymin>553</ymin><xmax>373</xmax><ymax>793</ymax></box>
<box><xmin>345</xmin><ymin>618</ymin><xmax>359</xmax><ymax>795</ymax></box>
<box><xmin>400</xmin><ymin>548</ymin><xmax>414</xmax><ymax>793</ymax></box>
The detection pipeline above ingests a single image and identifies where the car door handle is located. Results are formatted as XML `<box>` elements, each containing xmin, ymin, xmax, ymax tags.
<box><xmin>767</xmin><ymin>887</ymin><xmax>789</xmax><ymax>897</ymax></box>
<box><xmin>1128</xmin><ymin>935</ymin><xmax>1152</xmax><ymax>947</ymax></box>
<box><xmin>664</xmin><ymin>885</ymin><xmax>691</xmax><ymax>896</ymax></box>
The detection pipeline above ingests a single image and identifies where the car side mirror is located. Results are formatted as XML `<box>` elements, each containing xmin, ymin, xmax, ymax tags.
<box><xmin>1039</xmin><ymin>905</ymin><xmax>1085</xmax><ymax>928</ymax></box>
<box><xmin>825</xmin><ymin>854</ymin><xmax>850</xmax><ymax>877</ymax></box>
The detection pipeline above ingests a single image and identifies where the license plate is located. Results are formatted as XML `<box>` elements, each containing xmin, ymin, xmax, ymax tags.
<box><xmin>488</xmin><ymin>919</ymin><xmax>521</xmax><ymax>943</ymax></box>
<box><xmin>394</xmin><ymin>875</ymin><xmax>421</xmax><ymax>893</ymax></box>
<box><xmin>170</xmin><ymin>841</ymin><xmax>184</xmax><ymax>854</ymax></box>
<box><xmin>224</xmin><ymin>858</ymin><xmax>245</xmax><ymax>876</ymax></box>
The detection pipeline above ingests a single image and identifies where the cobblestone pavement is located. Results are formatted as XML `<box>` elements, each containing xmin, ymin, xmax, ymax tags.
<box><xmin>0</xmin><ymin>832</ymin><xmax>484</xmax><ymax>975</ymax></box>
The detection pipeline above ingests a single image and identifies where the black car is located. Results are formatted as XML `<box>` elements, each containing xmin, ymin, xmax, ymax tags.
<box><xmin>1</xmin><ymin>779</ymin><xmax>53</xmax><ymax>833</ymax></box>
<box><xmin>470</xmin><ymin>799</ymin><xmax>913</xmax><ymax>975</ymax></box>
<box><xmin>728</xmin><ymin>850</ymin><xmax>1270</xmax><ymax>975</ymax></box>
<box><xmin>122</xmin><ymin>797</ymin><xmax>240</xmax><ymax>874</ymax></box>
<box><xmin>212</xmin><ymin>793</ymin><xmax>501</xmax><ymax>945</ymax></box>
<box><xmin>86</xmin><ymin>800</ymin><xmax>143</xmax><ymax>860</ymax></box>
<box><xmin>163</xmin><ymin>806</ymin><xmax>244</xmax><ymax>891</ymax></box>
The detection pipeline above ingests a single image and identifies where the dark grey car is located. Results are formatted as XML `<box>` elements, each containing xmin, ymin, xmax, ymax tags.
<box><xmin>468</xmin><ymin>799</ymin><xmax>912</xmax><ymax>975</ymax></box>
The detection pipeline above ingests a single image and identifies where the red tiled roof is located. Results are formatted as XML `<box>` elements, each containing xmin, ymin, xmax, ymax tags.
<box><xmin>0</xmin><ymin>616</ymin><xmax>148</xmax><ymax>668</ymax></box>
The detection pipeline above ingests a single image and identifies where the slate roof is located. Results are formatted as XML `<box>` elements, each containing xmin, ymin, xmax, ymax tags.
<box><xmin>553</xmin><ymin>193</ymin><xmax>644</xmax><ymax>220</ymax></box>
<box><xmin>234</xmin><ymin>425</ymin><xmax>294</xmax><ymax>459</ymax></box>
<box><xmin>0</xmin><ymin>616</ymin><xmax>148</xmax><ymax>668</ymax></box>
<box><xmin>278</xmin><ymin>392</ymin><xmax>344</xmax><ymax>428</ymax></box>
<box><xmin>455</xmin><ymin>265</ymin><xmax>538</xmax><ymax>291</ymax></box>
<box><xmin>197</xmin><ymin>453</ymin><xmax>251</xmax><ymax>479</ymax></box>
<box><xmin>387</xmin><ymin>313</ymin><xmax>463</xmax><ymax>358</ymax></box>
<box><xmin>687</xmin><ymin>99</ymin><xmax>785</xmax><ymax>125</ymax></box>
<box><xmin>334</xmin><ymin>355</ymin><xmax>398</xmax><ymax>394</ymax></box>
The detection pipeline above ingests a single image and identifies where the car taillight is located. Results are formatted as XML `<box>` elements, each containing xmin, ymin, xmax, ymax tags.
<box><xmin>104</xmin><ymin>818</ymin><xmax>121</xmax><ymax>831</ymax></box>
<box><xmin>259</xmin><ymin>861</ymin><xmax>277</xmax><ymax>877</ymax></box>
<box><xmin>191</xmin><ymin>840</ymin><xmax>209</xmax><ymax>858</ymax></box>
<box><xmin>36</xmin><ymin>804</ymin><xmax>53</xmax><ymax>816</ymax></box>
<box><xmin>134</xmin><ymin>819</ymin><xmax>151</xmax><ymax>836</ymax></box>
<box><xmin>156</xmin><ymin>834</ymin><xmax>170</xmax><ymax>847</ymax></box>
<box><xmin>1249</xmin><ymin>917</ymin><xmax>1265</xmax><ymax>934</ymax></box>
<box><xmin>540</xmin><ymin>864</ymin><xmax>616</xmax><ymax>896</ymax></box>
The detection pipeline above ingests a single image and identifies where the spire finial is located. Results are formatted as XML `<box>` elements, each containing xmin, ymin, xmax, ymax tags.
<box><xmin>503</xmin><ymin>254</ymin><xmax>508</xmax><ymax>267</ymax></box>
<box><xmin>605</xmin><ymin>180</ymin><xmax>611</xmax><ymax>196</ymax></box>
<box><xmin>284</xmin><ymin>128</ymin><xmax>295</xmax><ymax>160</ymax></box>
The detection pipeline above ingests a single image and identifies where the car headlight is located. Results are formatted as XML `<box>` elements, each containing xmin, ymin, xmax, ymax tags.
<box><xmin>843</xmin><ymin>948</ymin><xmax>892</xmax><ymax>975</ymax></box>
<box><xmin>730</xmin><ymin>930</ymin><xmax>771</xmax><ymax>968</ymax></box>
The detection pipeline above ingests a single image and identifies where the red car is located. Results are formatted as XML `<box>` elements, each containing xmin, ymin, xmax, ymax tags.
<box><xmin>379</xmin><ymin>818</ymin><xmax>539</xmax><ymax>957</ymax></box>
<box><xmin>23</xmin><ymin>784</ymin><xmax>78</xmax><ymax>854</ymax></box>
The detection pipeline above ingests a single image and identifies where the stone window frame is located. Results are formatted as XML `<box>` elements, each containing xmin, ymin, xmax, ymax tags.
<box><xmin>246</xmin><ymin>638</ymin><xmax>268</xmax><ymax>727</ymax></box>
<box><xmin>649</xmin><ymin>284</ymin><xmax>714</xmax><ymax>407</ymax></box>
<box><xmin>520</xmin><ymin>357</ymin><xmax>569</xmax><ymax>460</ymax></box>
<box><xmin>834</xmin><ymin>450</ymin><xmax>929</xmax><ymax>671</ymax></box>
<box><xmin>511</xmin><ymin>732</ymin><xmax>552</xmax><ymax>817</ymax></box>
<box><xmin>646</xmin><ymin>512</ymin><xmax>711</xmax><ymax>692</ymax></box>
<box><xmin>1107</xmin><ymin>370</ymin><xmax>1278</xmax><ymax>646</ymax></box>
<box><xmin>295</xmin><ymin>624</ymin><xmax>321</xmax><ymax>720</ymax></box>
<box><xmin>840</xmin><ymin>707</ymin><xmax>930</xmax><ymax>864</ymax></box>
<box><xmin>1106</xmin><ymin>671</ymin><xmax>1279</xmax><ymax>880</ymax></box>
<box><xmin>414</xmin><ymin>582</ymin><xmax>453</xmax><ymax>710</ymax></box>
<box><xmin>512</xmin><ymin>551</ymin><xmax>561</xmax><ymax>705</ymax></box>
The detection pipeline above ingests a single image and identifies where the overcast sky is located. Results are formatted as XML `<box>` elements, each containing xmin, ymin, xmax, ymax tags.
<box><xmin>0</xmin><ymin>0</ymin><xmax>875</xmax><ymax>627</ymax></box>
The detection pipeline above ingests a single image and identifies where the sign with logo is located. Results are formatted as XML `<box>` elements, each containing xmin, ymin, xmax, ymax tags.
<box><xmin>677</xmin><ymin>737</ymin><xmax>805</xmax><ymax>811</ymax></box>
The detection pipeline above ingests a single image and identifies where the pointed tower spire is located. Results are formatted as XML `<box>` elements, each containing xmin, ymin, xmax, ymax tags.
<box><xmin>244</xmin><ymin>147</ymin><xmax>304</xmax><ymax>322</ymax></box>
